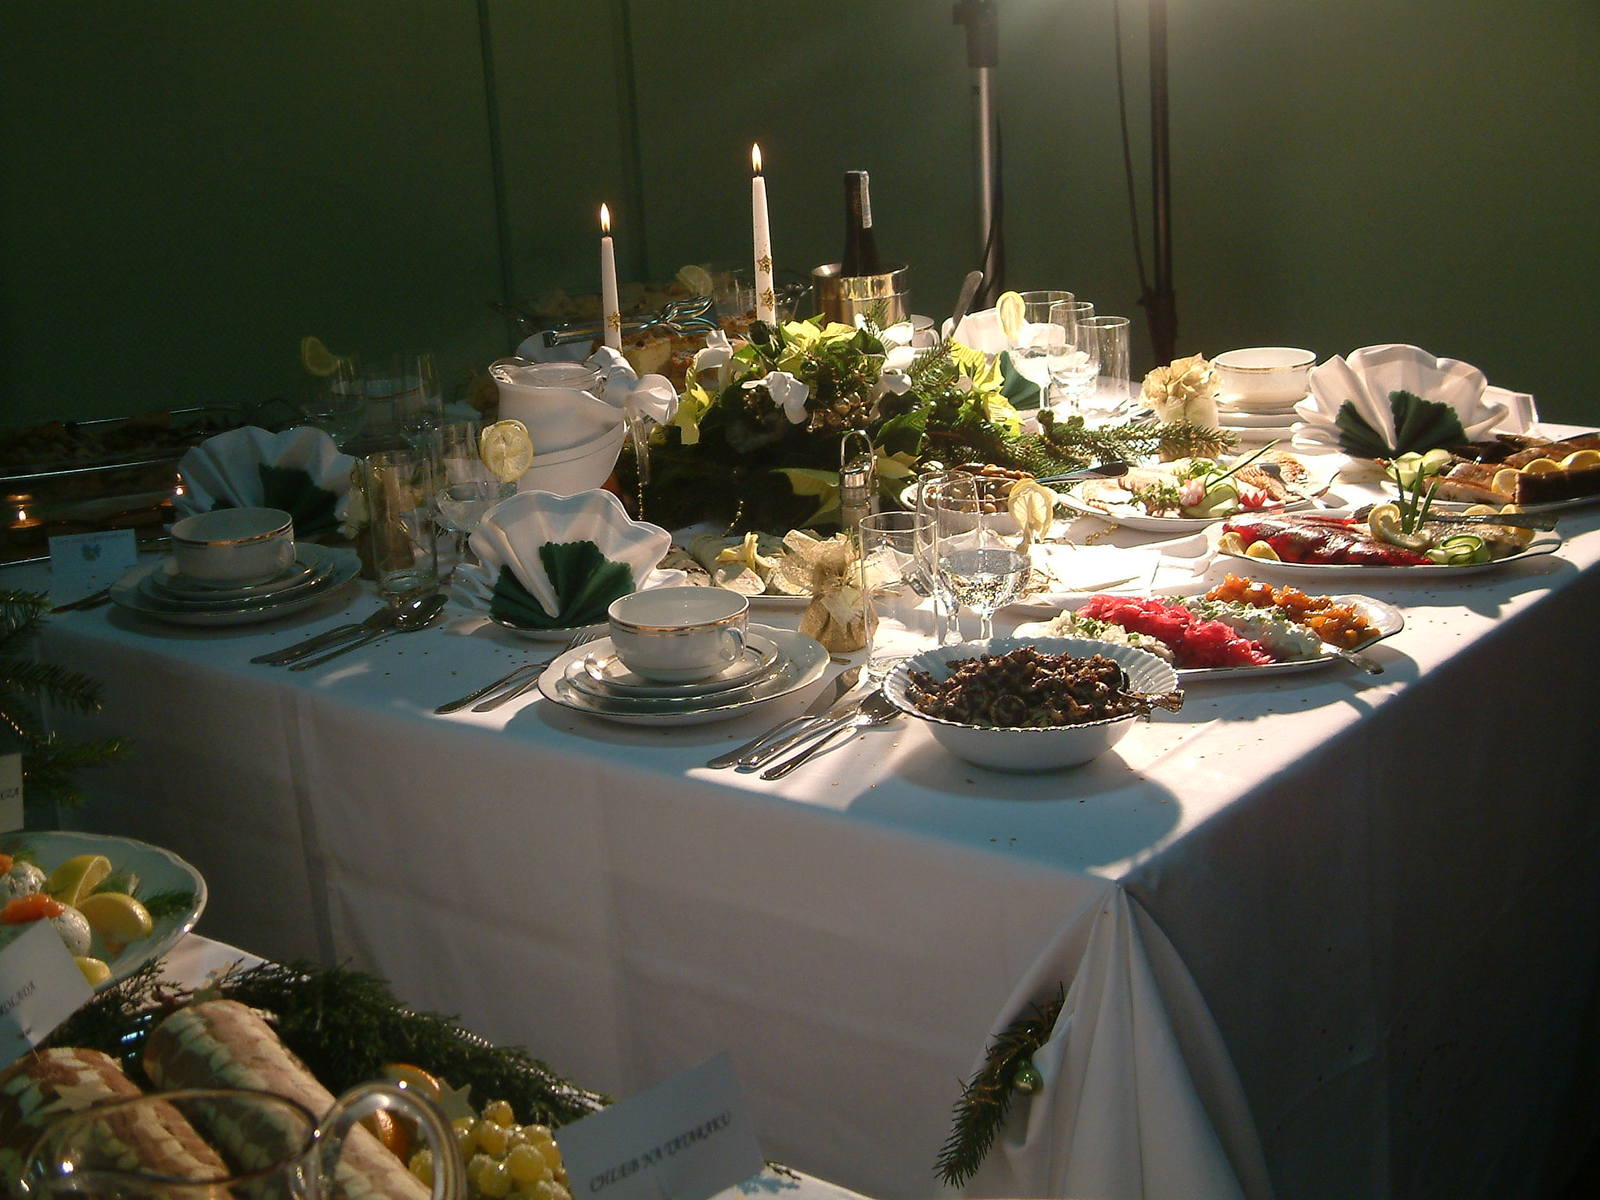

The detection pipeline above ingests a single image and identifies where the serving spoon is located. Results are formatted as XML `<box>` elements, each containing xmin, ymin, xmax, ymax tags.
<box><xmin>1034</xmin><ymin>461</ymin><xmax>1130</xmax><ymax>486</ymax></box>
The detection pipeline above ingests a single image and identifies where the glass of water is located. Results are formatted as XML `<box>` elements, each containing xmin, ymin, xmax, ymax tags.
<box><xmin>1076</xmin><ymin>315</ymin><xmax>1134</xmax><ymax>419</ymax></box>
<box><xmin>928</xmin><ymin>474</ymin><xmax>1032</xmax><ymax>642</ymax></box>
<box><xmin>1048</xmin><ymin>300</ymin><xmax>1100</xmax><ymax>407</ymax></box>
<box><xmin>426</xmin><ymin>420</ymin><xmax>513</xmax><ymax>578</ymax></box>
<box><xmin>361</xmin><ymin>446</ymin><xmax>439</xmax><ymax>603</ymax></box>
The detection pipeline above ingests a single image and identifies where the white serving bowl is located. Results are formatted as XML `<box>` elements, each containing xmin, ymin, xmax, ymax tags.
<box><xmin>1213</xmin><ymin>347</ymin><xmax>1317</xmax><ymax>403</ymax></box>
<box><xmin>170</xmin><ymin>506</ymin><xmax>295</xmax><ymax>587</ymax></box>
<box><xmin>514</xmin><ymin>423</ymin><xmax>626</xmax><ymax>495</ymax></box>
<box><xmin>883</xmin><ymin>636</ymin><xmax>1179</xmax><ymax>772</ymax></box>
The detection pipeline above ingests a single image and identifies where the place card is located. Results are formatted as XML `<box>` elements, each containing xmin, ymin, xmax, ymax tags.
<box><xmin>0</xmin><ymin>921</ymin><xmax>94</xmax><ymax>1068</ymax></box>
<box><xmin>0</xmin><ymin>751</ymin><xmax>20</xmax><ymax>833</ymax></box>
<box><xmin>48</xmin><ymin>529</ymin><xmax>138</xmax><ymax>605</ymax></box>
<box><xmin>557</xmin><ymin>1053</ymin><xmax>763</xmax><ymax>1200</ymax></box>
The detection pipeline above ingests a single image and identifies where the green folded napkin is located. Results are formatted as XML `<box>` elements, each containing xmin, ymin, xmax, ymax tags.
<box><xmin>208</xmin><ymin>465</ymin><xmax>341</xmax><ymax>537</ymax></box>
<box><xmin>488</xmin><ymin>541</ymin><xmax>635</xmax><ymax>630</ymax></box>
<box><xmin>998</xmin><ymin>350</ymin><xmax>1045</xmax><ymax>411</ymax></box>
<box><xmin>1335</xmin><ymin>389</ymin><xmax>1467</xmax><ymax>459</ymax></box>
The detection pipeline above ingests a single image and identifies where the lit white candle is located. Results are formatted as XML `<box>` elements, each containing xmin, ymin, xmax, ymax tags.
<box><xmin>751</xmin><ymin>144</ymin><xmax>776</xmax><ymax>324</ymax></box>
<box><xmin>599</xmin><ymin>203</ymin><xmax>621</xmax><ymax>350</ymax></box>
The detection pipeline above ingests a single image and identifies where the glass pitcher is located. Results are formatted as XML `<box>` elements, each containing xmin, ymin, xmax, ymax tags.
<box><xmin>20</xmin><ymin>1084</ymin><xmax>464</xmax><ymax>1198</ymax></box>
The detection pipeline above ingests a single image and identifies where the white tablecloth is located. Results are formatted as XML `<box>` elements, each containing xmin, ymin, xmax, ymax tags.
<box><xmin>18</xmin><ymin>465</ymin><xmax>1600</xmax><ymax>1199</ymax></box>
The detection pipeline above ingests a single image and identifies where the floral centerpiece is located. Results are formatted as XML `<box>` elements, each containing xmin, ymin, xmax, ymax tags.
<box><xmin>624</xmin><ymin>315</ymin><xmax>1230</xmax><ymax>532</ymax></box>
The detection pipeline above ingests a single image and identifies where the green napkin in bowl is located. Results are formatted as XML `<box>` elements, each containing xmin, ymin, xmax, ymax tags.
<box><xmin>488</xmin><ymin>540</ymin><xmax>635</xmax><ymax>630</ymax></box>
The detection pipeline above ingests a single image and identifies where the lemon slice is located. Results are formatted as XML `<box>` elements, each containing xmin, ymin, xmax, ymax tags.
<box><xmin>76</xmin><ymin>892</ymin><xmax>154</xmax><ymax>949</ymax></box>
<box><xmin>479</xmin><ymin>419</ymin><xmax>535</xmax><ymax>484</ymax></box>
<box><xmin>996</xmin><ymin>291</ymin><xmax>1026</xmax><ymax>343</ymax></box>
<box><xmin>676</xmin><ymin>264</ymin><xmax>714</xmax><ymax>296</ymax></box>
<box><xmin>1244</xmin><ymin>541</ymin><xmax>1281</xmax><ymax>561</ymax></box>
<box><xmin>74</xmin><ymin>956</ymin><xmax>112</xmax><ymax>987</ymax></box>
<box><xmin>1007</xmin><ymin>478</ymin><xmax>1055</xmax><ymax>545</ymax></box>
<box><xmin>1520</xmin><ymin>456</ymin><xmax>1560</xmax><ymax>474</ymax></box>
<box><xmin>300</xmin><ymin>335</ymin><xmax>342</xmax><ymax>377</ymax></box>
<box><xmin>46</xmin><ymin>854</ymin><xmax>112</xmax><ymax>907</ymax></box>
<box><xmin>1491</xmin><ymin>467</ymin><xmax>1521</xmax><ymax>495</ymax></box>
<box><xmin>1561</xmin><ymin>449</ymin><xmax>1600</xmax><ymax>470</ymax></box>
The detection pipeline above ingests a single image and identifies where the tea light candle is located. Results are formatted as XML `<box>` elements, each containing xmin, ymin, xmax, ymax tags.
<box><xmin>8</xmin><ymin>505</ymin><xmax>45</xmax><ymax>546</ymax></box>
<box><xmin>599</xmin><ymin>203</ymin><xmax>621</xmax><ymax>350</ymax></box>
<box><xmin>751</xmin><ymin>144</ymin><xmax>776</xmax><ymax>324</ymax></box>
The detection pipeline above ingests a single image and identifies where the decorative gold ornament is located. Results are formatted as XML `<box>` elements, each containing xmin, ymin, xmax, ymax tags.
<box><xmin>757</xmin><ymin>255</ymin><xmax>773</xmax><ymax>273</ymax></box>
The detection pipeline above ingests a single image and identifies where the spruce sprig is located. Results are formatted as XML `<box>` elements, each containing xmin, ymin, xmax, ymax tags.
<box><xmin>935</xmin><ymin>984</ymin><xmax>1066</xmax><ymax>1188</ymax></box>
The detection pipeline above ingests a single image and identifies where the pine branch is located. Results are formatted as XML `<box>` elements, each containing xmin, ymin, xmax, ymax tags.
<box><xmin>0</xmin><ymin>657</ymin><xmax>105</xmax><ymax>712</ymax></box>
<box><xmin>935</xmin><ymin>984</ymin><xmax>1066</xmax><ymax>1188</ymax></box>
<box><xmin>0</xmin><ymin>589</ymin><xmax>49</xmax><ymax>649</ymax></box>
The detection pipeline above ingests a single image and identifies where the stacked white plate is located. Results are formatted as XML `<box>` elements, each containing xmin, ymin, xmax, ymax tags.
<box><xmin>537</xmin><ymin>624</ymin><xmax>829</xmax><ymax>726</ymax></box>
<box><xmin>1215</xmin><ymin>392</ymin><xmax>1304</xmax><ymax>443</ymax></box>
<box><xmin>110</xmin><ymin>544</ymin><xmax>360</xmax><ymax>626</ymax></box>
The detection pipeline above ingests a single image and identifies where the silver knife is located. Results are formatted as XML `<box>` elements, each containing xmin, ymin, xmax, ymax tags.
<box><xmin>704</xmin><ymin>666</ymin><xmax>861</xmax><ymax>770</ymax></box>
<box><xmin>251</xmin><ymin>606</ymin><xmax>397</xmax><ymax>665</ymax></box>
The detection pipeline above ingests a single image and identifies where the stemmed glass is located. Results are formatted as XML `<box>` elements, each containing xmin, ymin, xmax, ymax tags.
<box><xmin>1048</xmin><ymin>300</ymin><xmax>1099</xmax><ymax>408</ymax></box>
<box><xmin>927</xmin><ymin>475</ymin><xmax>1032</xmax><ymax>642</ymax></box>
<box><xmin>858</xmin><ymin>510</ymin><xmax>935</xmax><ymax>679</ymax></box>
<box><xmin>430</xmin><ymin>420</ymin><xmax>513</xmax><ymax>579</ymax></box>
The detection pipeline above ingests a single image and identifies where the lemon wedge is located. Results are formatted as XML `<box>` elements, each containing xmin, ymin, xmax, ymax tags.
<box><xmin>300</xmin><ymin>335</ymin><xmax>344</xmax><ymax>377</ymax></box>
<box><xmin>676</xmin><ymin>264</ymin><xmax>714</xmax><ymax>297</ymax></box>
<box><xmin>479</xmin><ymin>420</ymin><xmax>535</xmax><ymax>484</ymax></box>
<box><xmin>1560</xmin><ymin>449</ymin><xmax>1600</xmax><ymax>470</ymax></box>
<box><xmin>996</xmin><ymin>291</ymin><xmax>1026</xmax><ymax>343</ymax></box>
<box><xmin>74</xmin><ymin>956</ymin><xmax>112</xmax><ymax>987</ymax></box>
<box><xmin>45</xmin><ymin>854</ymin><xmax>112</xmax><ymax>907</ymax></box>
<box><xmin>1244</xmin><ymin>541</ymin><xmax>1281</xmax><ymax>561</ymax></box>
<box><xmin>76</xmin><ymin>892</ymin><xmax>154</xmax><ymax>950</ymax></box>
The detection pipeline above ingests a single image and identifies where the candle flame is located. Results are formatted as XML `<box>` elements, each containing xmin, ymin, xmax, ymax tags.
<box><xmin>16</xmin><ymin>508</ymin><xmax>27</xmax><ymax>522</ymax></box>
<box><xmin>751</xmin><ymin>143</ymin><xmax>763</xmax><ymax>175</ymax></box>
<box><xmin>599</xmin><ymin>203</ymin><xmax>611</xmax><ymax>234</ymax></box>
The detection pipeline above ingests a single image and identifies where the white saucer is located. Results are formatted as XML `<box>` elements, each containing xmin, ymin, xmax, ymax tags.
<box><xmin>150</xmin><ymin>554</ymin><xmax>320</xmax><ymax>600</ymax></box>
<box><xmin>144</xmin><ymin>554</ymin><xmax>334</xmax><ymax>609</ymax></box>
<box><xmin>537</xmin><ymin>627</ymin><xmax>828</xmax><ymax>726</ymax></box>
<box><xmin>1216</xmin><ymin>409</ymin><xmax>1299</xmax><ymax>429</ymax></box>
<box><xmin>111</xmin><ymin>546</ymin><xmax>359</xmax><ymax>626</ymax></box>
<box><xmin>573</xmin><ymin>630</ymin><xmax>782</xmax><ymax>699</ymax></box>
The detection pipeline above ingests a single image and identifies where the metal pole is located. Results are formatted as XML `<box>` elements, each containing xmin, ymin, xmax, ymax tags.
<box><xmin>1146</xmin><ymin>0</ymin><xmax>1177</xmax><ymax>363</ymax></box>
<box><xmin>955</xmin><ymin>1</ymin><xmax>1002</xmax><ymax>304</ymax></box>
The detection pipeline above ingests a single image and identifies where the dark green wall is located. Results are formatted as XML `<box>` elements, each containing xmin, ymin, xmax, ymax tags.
<box><xmin>4</xmin><ymin>1</ymin><xmax>1597</xmax><ymax>425</ymax></box>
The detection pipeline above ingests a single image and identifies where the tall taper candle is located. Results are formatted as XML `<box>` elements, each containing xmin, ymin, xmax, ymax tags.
<box><xmin>599</xmin><ymin>203</ymin><xmax>621</xmax><ymax>350</ymax></box>
<box><xmin>751</xmin><ymin>144</ymin><xmax>776</xmax><ymax>324</ymax></box>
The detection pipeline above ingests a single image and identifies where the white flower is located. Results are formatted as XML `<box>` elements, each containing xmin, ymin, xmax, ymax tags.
<box><xmin>876</xmin><ymin>369</ymin><xmax>912</xmax><ymax>398</ymax></box>
<box><xmin>760</xmin><ymin>370</ymin><xmax>811</xmax><ymax>423</ymax></box>
<box><xmin>692</xmin><ymin>330</ymin><xmax>735</xmax><ymax>391</ymax></box>
<box><xmin>879</xmin><ymin>320</ymin><xmax>915</xmax><ymax>348</ymax></box>
<box><xmin>884</xmin><ymin>344</ymin><xmax>918</xmax><ymax>373</ymax></box>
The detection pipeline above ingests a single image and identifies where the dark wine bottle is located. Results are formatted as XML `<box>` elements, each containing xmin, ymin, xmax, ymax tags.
<box><xmin>840</xmin><ymin>169</ymin><xmax>883</xmax><ymax>278</ymax></box>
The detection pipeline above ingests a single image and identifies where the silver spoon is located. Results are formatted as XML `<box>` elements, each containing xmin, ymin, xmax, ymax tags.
<box><xmin>761</xmin><ymin>691</ymin><xmax>900</xmax><ymax>780</ymax></box>
<box><xmin>290</xmin><ymin>593</ymin><xmax>445</xmax><ymax>670</ymax></box>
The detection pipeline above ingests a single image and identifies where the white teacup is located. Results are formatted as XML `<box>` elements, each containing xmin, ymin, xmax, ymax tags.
<box><xmin>608</xmin><ymin>587</ymin><xmax>749</xmax><ymax>682</ymax></box>
<box><xmin>1213</xmin><ymin>347</ymin><xmax>1317</xmax><ymax>403</ymax></box>
<box><xmin>171</xmin><ymin>507</ymin><xmax>295</xmax><ymax>587</ymax></box>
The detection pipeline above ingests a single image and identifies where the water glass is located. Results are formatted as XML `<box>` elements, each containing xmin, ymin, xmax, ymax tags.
<box><xmin>303</xmin><ymin>355</ymin><xmax>364</xmax><ymax>447</ymax></box>
<box><xmin>858</xmin><ymin>510</ymin><xmax>935</xmax><ymax>679</ymax></box>
<box><xmin>361</xmin><ymin>446</ymin><xmax>439</xmax><ymax>603</ymax></box>
<box><xmin>927</xmin><ymin>475</ymin><xmax>1032</xmax><ymax>642</ymax></box>
<box><xmin>364</xmin><ymin>351</ymin><xmax>442</xmax><ymax>446</ymax></box>
<box><xmin>914</xmin><ymin>471</ymin><xmax>964</xmax><ymax>645</ymax></box>
<box><xmin>1077</xmin><ymin>315</ymin><xmax>1134</xmax><ymax>419</ymax></box>
<box><xmin>1019</xmin><ymin>289</ymin><xmax>1074</xmax><ymax>325</ymax></box>
<box><xmin>1048</xmin><ymin>300</ymin><xmax>1100</xmax><ymax>405</ymax></box>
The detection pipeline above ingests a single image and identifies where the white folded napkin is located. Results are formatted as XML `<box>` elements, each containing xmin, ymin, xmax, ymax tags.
<box><xmin>587</xmin><ymin>346</ymin><xmax>679</xmax><ymax>426</ymax></box>
<box><xmin>458</xmin><ymin>489</ymin><xmax>678</xmax><ymax>626</ymax></box>
<box><xmin>176</xmin><ymin>426</ymin><xmax>354</xmax><ymax>534</ymax></box>
<box><xmin>1296</xmin><ymin>343</ymin><xmax>1538</xmax><ymax>454</ymax></box>
<box><xmin>945</xmin><ymin>307</ymin><xmax>1009</xmax><ymax>354</ymax></box>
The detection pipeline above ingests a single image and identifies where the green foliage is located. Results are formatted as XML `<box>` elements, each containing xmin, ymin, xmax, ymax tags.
<box><xmin>936</xmin><ymin>984</ymin><xmax>1067</xmax><ymax>1188</ymax></box>
<box><xmin>0</xmin><ymin>588</ymin><xmax>129</xmax><ymax>809</ymax></box>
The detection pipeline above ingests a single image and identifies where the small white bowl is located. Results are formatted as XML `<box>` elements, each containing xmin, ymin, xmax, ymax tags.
<box><xmin>608</xmin><ymin>586</ymin><xmax>749</xmax><ymax>682</ymax></box>
<box><xmin>1213</xmin><ymin>347</ymin><xmax>1317</xmax><ymax>403</ymax></box>
<box><xmin>170</xmin><ymin>507</ymin><xmax>295</xmax><ymax>587</ymax></box>
<box><xmin>884</xmin><ymin>637</ymin><xmax>1179</xmax><ymax>772</ymax></box>
<box><xmin>514</xmin><ymin>424</ymin><xmax>626</xmax><ymax>496</ymax></box>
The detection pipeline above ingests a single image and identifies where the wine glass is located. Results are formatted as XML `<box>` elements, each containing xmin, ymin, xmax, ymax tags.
<box><xmin>428</xmin><ymin>420</ymin><xmax>512</xmax><ymax>578</ymax></box>
<box><xmin>928</xmin><ymin>475</ymin><xmax>1032</xmax><ymax>642</ymax></box>
<box><xmin>858</xmin><ymin>510</ymin><xmax>935</xmax><ymax>679</ymax></box>
<box><xmin>1048</xmin><ymin>300</ymin><xmax>1100</xmax><ymax>408</ymax></box>
<box><xmin>303</xmin><ymin>355</ymin><xmax>364</xmax><ymax>447</ymax></box>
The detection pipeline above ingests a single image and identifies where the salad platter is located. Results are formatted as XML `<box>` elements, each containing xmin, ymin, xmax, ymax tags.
<box><xmin>1058</xmin><ymin>448</ymin><xmax>1334</xmax><ymax>533</ymax></box>
<box><xmin>1014</xmin><ymin>577</ymin><xmax>1404</xmax><ymax>681</ymax></box>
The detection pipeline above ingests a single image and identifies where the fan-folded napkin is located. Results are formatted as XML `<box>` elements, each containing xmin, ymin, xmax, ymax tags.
<box><xmin>176</xmin><ymin>426</ymin><xmax>354</xmax><ymax>535</ymax></box>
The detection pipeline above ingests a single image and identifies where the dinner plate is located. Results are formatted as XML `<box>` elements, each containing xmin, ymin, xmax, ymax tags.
<box><xmin>537</xmin><ymin>627</ymin><xmax>828</xmax><ymax>726</ymax></box>
<box><xmin>0</xmin><ymin>829</ymin><xmax>207</xmax><ymax>989</ymax></box>
<box><xmin>1213</xmin><ymin>527</ymin><xmax>1563</xmax><ymax>578</ymax></box>
<box><xmin>573</xmin><ymin>630</ymin><xmax>782</xmax><ymax>699</ymax></box>
<box><xmin>150</xmin><ymin>554</ymin><xmax>320</xmax><ymax>600</ymax></box>
<box><xmin>1013</xmin><ymin>593</ymin><xmax>1405</xmax><ymax>681</ymax></box>
<box><xmin>111</xmin><ymin>545</ymin><xmax>359</xmax><ymax>625</ymax></box>
<box><xmin>143</xmin><ymin>555</ymin><xmax>335</xmax><ymax>609</ymax></box>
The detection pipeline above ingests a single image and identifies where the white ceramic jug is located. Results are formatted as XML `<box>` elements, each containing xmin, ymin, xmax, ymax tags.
<box><xmin>489</xmin><ymin>359</ymin><xmax>623</xmax><ymax>454</ymax></box>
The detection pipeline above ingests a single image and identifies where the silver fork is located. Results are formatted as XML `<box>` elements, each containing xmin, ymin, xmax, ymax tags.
<box><xmin>463</xmin><ymin>628</ymin><xmax>601</xmax><ymax>714</ymax></box>
<box><xmin>761</xmin><ymin>692</ymin><xmax>900</xmax><ymax>780</ymax></box>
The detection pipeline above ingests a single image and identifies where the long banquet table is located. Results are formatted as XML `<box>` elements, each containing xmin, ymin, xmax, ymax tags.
<box><xmin>17</xmin><ymin>462</ymin><xmax>1600</xmax><ymax>1199</ymax></box>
